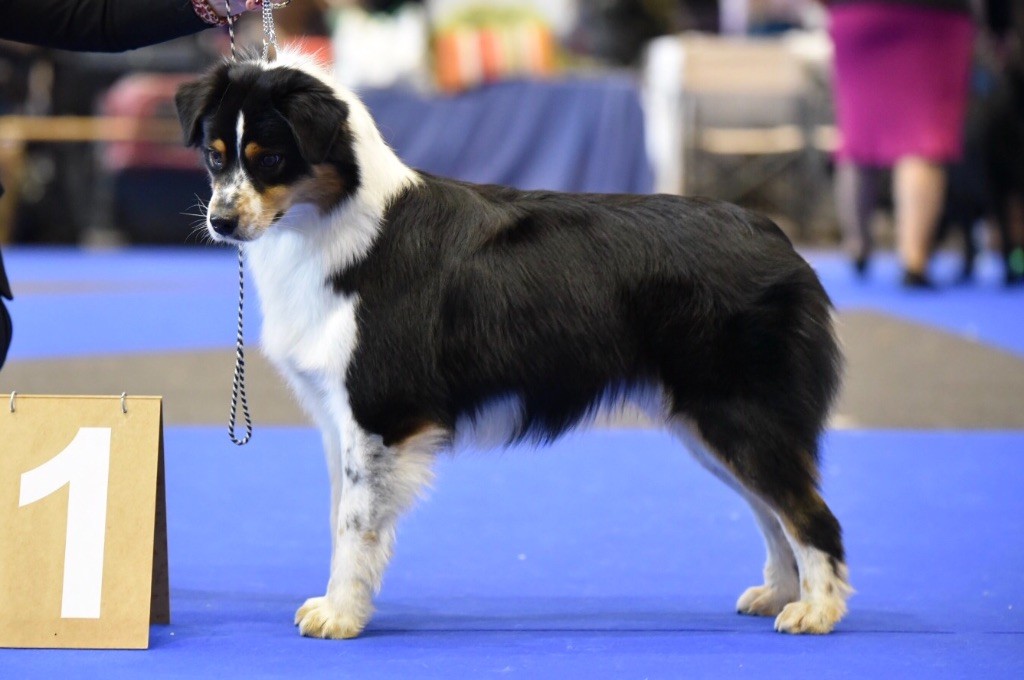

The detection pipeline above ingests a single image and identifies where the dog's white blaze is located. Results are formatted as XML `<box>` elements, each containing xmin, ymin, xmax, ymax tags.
<box><xmin>236</xmin><ymin>112</ymin><xmax>245</xmax><ymax>160</ymax></box>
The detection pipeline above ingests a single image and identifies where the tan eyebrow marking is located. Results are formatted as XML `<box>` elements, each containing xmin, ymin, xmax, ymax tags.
<box><xmin>244</xmin><ymin>142</ymin><xmax>265</xmax><ymax>162</ymax></box>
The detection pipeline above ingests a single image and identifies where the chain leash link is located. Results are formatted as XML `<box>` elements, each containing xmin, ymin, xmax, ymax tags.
<box><xmin>262</xmin><ymin>0</ymin><xmax>279</xmax><ymax>61</ymax></box>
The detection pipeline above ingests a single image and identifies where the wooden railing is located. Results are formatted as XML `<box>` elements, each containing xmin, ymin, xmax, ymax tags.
<box><xmin>0</xmin><ymin>115</ymin><xmax>184</xmax><ymax>242</ymax></box>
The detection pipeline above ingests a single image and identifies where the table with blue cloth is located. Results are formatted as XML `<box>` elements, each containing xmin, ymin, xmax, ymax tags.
<box><xmin>358</xmin><ymin>76</ymin><xmax>653</xmax><ymax>194</ymax></box>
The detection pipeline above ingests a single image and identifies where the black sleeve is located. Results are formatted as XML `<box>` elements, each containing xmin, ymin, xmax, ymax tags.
<box><xmin>0</xmin><ymin>0</ymin><xmax>213</xmax><ymax>52</ymax></box>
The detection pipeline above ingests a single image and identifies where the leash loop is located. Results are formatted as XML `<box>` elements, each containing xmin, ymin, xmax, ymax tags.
<box><xmin>221</xmin><ymin>0</ymin><xmax>289</xmax><ymax>445</ymax></box>
<box><xmin>228</xmin><ymin>247</ymin><xmax>253</xmax><ymax>445</ymax></box>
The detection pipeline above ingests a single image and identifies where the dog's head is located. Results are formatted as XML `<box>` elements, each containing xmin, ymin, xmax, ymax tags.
<box><xmin>175</xmin><ymin>58</ymin><xmax>360</xmax><ymax>242</ymax></box>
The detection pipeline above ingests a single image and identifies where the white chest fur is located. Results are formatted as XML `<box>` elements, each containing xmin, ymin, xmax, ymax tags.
<box><xmin>245</xmin><ymin>224</ymin><xmax>360</xmax><ymax>380</ymax></box>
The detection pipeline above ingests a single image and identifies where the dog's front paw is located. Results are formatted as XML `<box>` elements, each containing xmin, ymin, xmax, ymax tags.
<box><xmin>773</xmin><ymin>599</ymin><xmax>845</xmax><ymax>634</ymax></box>
<box><xmin>736</xmin><ymin>584</ymin><xmax>797</xmax><ymax>617</ymax></box>
<box><xmin>294</xmin><ymin>596</ymin><xmax>367</xmax><ymax>639</ymax></box>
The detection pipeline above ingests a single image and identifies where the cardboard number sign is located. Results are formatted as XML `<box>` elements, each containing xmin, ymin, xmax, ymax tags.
<box><xmin>0</xmin><ymin>394</ymin><xmax>169</xmax><ymax>649</ymax></box>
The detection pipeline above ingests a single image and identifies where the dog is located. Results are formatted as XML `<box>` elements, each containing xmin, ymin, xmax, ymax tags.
<box><xmin>175</xmin><ymin>53</ymin><xmax>851</xmax><ymax>639</ymax></box>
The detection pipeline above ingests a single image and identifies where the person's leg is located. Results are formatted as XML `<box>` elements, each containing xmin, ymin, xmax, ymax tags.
<box><xmin>894</xmin><ymin>156</ymin><xmax>947</xmax><ymax>286</ymax></box>
<box><xmin>834</xmin><ymin>162</ymin><xmax>880</xmax><ymax>275</ymax></box>
<box><xmin>0</xmin><ymin>245</ymin><xmax>12</xmax><ymax>370</ymax></box>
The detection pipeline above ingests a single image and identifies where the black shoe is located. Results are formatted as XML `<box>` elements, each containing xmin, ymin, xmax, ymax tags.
<box><xmin>1006</xmin><ymin>248</ymin><xmax>1024</xmax><ymax>287</ymax></box>
<box><xmin>853</xmin><ymin>254</ymin><xmax>870</xmax><ymax>278</ymax></box>
<box><xmin>901</xmin><ymin>270</ymin><xmax>936</xmax><ymax>290</ymax></box>
<box><xmin>954</xmin><ymin>266</ymin><xmax>974</xmax><ymax>285</ymax></box>
<box><xmin>0</xmin><ymin>246</ymin><xmax>11</xmax><ymax>371</ymax></box>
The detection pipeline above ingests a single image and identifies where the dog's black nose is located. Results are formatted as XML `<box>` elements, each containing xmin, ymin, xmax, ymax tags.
<box><xmin>210</xmin><ymin>215</ymin><xmax>237</xmax><ymax>236</ymax></box>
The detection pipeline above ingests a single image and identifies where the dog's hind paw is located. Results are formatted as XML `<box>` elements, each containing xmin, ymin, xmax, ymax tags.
<box><xmin>294</xmin><ymin>596</ymin><xmax>366</xmax><ymax>639</ymax></box>
<box><xmin>736</xmin><ymin>584</ymin><xmax>797</xmax><ymax>617</ymax></box>
<box><xmin>773</xmin><ymin>600</ymin><xmax>844</xmax><ymax>634</ymax></box>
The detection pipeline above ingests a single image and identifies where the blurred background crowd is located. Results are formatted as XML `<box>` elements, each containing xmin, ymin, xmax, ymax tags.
<box><xmin>0</xmin><ymin>0</ymin><xmax>1021</xmax><ymax>288</ymax></box>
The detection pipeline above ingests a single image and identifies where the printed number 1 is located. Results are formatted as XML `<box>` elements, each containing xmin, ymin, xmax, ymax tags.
<box><xmin>19</xmin><ymin>428</ymin><xmax>112</xmax><ymax>619</ymax></box>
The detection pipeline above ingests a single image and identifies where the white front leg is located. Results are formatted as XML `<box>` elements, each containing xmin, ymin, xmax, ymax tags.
<box><xmin>295</xmin><ymin>424</ymin><xmax>440</xmax><ymax>639</ymax></box>
<box><xmin>272</xmin><ymin>363</ymin><xmax>346</xmax><ymax>559</ymax></box>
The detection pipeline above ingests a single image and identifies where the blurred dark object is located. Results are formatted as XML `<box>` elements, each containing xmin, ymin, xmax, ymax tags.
<box><xmin>0</xmin><ymin>245</ymin><xmax>11</xmax><ymax>371</ymax></box>
<box><xmin>936</xmin><ymin>8</ymin><xmax>1024</xmax><ymax>285</ymax></box>
<box><xmin>0</xmin><ymin>42</ymin><xmax>38</xmax><ymax>115</ymax></box>
<box><xmin>570</xmin><ymin>0</ymin><xmax>717</xmax><ymax>66</ymax></box>
<box><xmin>98</xmin><ymin>73</ymin><xmax>211</xmax><ymax>244</ymax></box>
<box><xmin>274</xmin><ymin>0</ymin><xmax>330</xmax><ymax>38</ymax></box>
<box><xmin>7</xmin><ymin>34</ymin><xmax>219</xmax><ymax>245</ymax></box>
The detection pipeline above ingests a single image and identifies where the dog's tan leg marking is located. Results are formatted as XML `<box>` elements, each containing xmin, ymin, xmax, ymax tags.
<box><xmin>774</xmin><ymin>533</ymin><xmax>852</xmax><ymax>634</ymax></box>
<box><xmin>295</xmin><ymin>425</ymin><xmax>441</xmax><ymax>640</ymax></box>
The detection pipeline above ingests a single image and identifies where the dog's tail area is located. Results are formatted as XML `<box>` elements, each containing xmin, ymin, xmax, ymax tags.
<box><xmin>717</xmin><ymin>259</ymin><xmax>843</xmax><ymax>459</ymax></box>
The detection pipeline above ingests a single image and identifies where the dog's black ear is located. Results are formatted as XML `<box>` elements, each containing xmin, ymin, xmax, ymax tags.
<box><xmin>276</xmin><ymin>83</ymin><xmax>350</xmax><ymax>165</ymax></box>
<box><xmin>176</xmin><ymin>62</ymin><xmax>232</xmax><ymax>147</ymax></box>
<box><xmin>175</xmin><ymin>76</ymin><xmax>218</xmax><ymax>147</ymax></box>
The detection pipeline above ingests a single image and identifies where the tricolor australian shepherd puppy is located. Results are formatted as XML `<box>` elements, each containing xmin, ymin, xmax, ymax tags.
<box><xmin>176</xmin><ymin>53</ymin><xmax>851</xmax><ymax>639</ymax></box>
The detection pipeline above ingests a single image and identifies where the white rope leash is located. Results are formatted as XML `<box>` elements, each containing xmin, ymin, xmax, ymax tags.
<box><xmin>227</xmin><ymin>247</ymin><xmax>252</xmax><ymax>445</ymax></box>
<box><xmin>223</xmin><ymin>0</ymin><xmax>290</xmax><ymax>445</ymax></box>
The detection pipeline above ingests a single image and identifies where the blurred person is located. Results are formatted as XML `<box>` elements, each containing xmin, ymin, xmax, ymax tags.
<box><xmin>933</xmin><ymin>1</ymin><xmax>1024</xmax><ymax>285</ymax></box>
<box><xmin>827</xmin><ymin>0</ymin><xmax>975</xmax><ymax>288</ymax></box>
<box><xmin>0</xmin><ymin>0</ymin><xmax>263</xmax><ymax>370</ymax></box>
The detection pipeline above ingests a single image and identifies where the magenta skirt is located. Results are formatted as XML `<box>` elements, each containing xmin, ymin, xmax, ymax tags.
<box><xmin>829</xmin><ymin>3</ymin><xmax>974</xmax><ymax>166</ymax></box>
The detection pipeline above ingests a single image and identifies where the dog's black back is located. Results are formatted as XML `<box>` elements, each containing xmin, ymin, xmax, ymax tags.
<box><xmin>333</xmin><ymin>174</ymin><xmax>843</xmax><ymax>558</ymax></box>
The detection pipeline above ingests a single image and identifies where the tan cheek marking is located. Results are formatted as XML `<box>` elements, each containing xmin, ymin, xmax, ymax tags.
<box><xmin>261</xmin><ymin>185</ymin><xmax>292</xmax><ymax>216</ymax></box>
<box><xmin>231</xmin><ymin>164</ymin><xmax>346</xmax><ymax>236</ymax></box>
<box><xmin>234</xmin><ymin>183</ymin><xmax>293</xmax><ymax>238</ymax></box>
<box><xmin>234</xmin><ymin>183</ymin><xmax>265</xmax><ymax>230</ymax></box>
<box><xmin>293</xmin><ymin>164</ymin><xmax>347</xmax><ymax>212</ymax></box>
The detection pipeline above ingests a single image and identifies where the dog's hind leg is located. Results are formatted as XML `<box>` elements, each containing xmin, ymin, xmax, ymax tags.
<box><xmin>672</xmin><ymin>421</ymin><xmax>800</xmax><ymax>617</ymax></box>
<box><xmin>676</xmin><ymin>410</ymin><xmax>851</xmax><ymax>634</ymax></box>
<box><xmin>295</xmin><ymin>425</ymin><xmax>440</xmax><ymax>639</ymax></box>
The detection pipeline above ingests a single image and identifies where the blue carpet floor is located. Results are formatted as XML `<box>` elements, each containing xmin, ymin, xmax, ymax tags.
<box><xmin>0</xmin><ymin>247</ymin><xmax>1022</xmax><ymax>677</ymax></box>
<box><xmin>4</xmin><ymin>248</ymin><xmax>1023</xmax><ymax>359</ymax></box>
<box><xmin>1</xmin><ymin>428</ymin><xmax>1021</xmax><ymax>678</ymax></box>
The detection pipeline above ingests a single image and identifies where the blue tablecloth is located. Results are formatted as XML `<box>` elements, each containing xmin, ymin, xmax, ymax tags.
<box><xmin>359</xmin><ymin>76</ymin><xmax>653</xmax><ymax>194</ymax></box>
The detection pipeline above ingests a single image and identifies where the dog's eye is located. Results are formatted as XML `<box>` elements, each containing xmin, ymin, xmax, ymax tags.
<box><xmin>259</xmin><ymin>153</ymin><xmax>282</xmax><ymax>169</ymax></box>
<box><xmin>206</xmin><ymin>149</ymin><xmax>224</xmax><ymax>171</ymax></box>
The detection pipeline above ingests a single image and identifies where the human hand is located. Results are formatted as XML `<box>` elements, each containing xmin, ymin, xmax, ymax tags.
<box><xmin>214</xmin><ymin>0</ymin><xmax>266</xmax><ymax>17</ymax></box>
